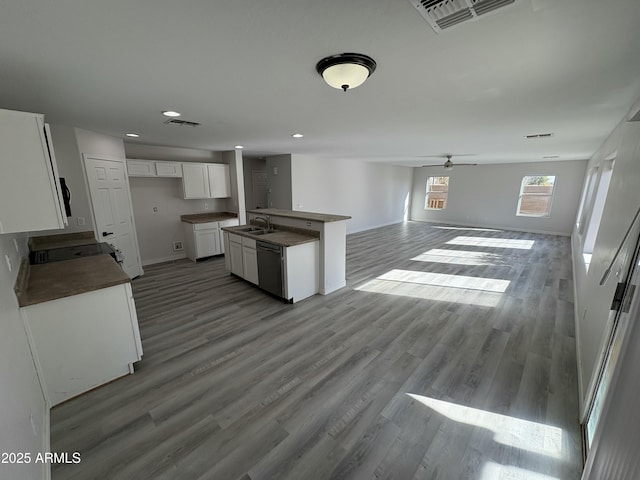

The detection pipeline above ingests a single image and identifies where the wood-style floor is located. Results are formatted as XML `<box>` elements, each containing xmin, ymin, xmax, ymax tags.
<box><xmin>51</xmin><ymin>221</ymin><xmax>582</xmax><ymax>480</ymax></box>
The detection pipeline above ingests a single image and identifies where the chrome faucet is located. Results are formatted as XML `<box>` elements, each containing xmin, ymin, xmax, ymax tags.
<box><xmin>253</xmin><ymin>214</ymin><xmax>271</xmax><ymax>230</ymax></box>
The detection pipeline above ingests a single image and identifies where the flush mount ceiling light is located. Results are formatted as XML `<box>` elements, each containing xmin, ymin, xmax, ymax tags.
<box><xmin>316</xmin><ymin>53</ymin><xmax>377</xmax><ymax>92</ymax></box>
<box><xmin>162</xmin><ymin>110</ymin><xmax>181</xmax><ymax>117</ymax></box>
<box><xmin>292</xmin><ymin>133</ymin><xmax>304</xmax><ymax>138</ymax></box>
<box><xmin>235</xmin><ymin>145</ymin><xmax>244</xmax><ymax>149</ymax></box>
<box><xmin>125</xmin><ymin>133</ymin><xmax>140</xmax><ymax>138</ymax></box>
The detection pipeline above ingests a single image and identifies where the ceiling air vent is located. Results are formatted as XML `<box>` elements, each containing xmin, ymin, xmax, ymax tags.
<box><xmin>408</xmin><ymin>0</ymin><xmax>516</xmax><ymax>33</ymax></box>
<box><xmin>164</xmin><ymin>118</ymin><xmax>200</xmax><ymax>127</ymax></box>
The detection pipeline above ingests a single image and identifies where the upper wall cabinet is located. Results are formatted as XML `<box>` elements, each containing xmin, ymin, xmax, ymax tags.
<box><xmin>182</xmin><ymin>163</ymin><xmax>231</xmax><ymax>199</ymax></box>
<box><xmin>0</xmin><ymin>109</ymin><xmax>68</xmax><ymax>234</ymax></box>
<box><xmin>127</xmin><ymin>159</ymin><xmax>183</xmax><ymax>178</ymax></box>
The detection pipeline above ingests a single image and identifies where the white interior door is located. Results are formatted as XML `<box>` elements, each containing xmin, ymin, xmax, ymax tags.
<box><xmin>252</xmin><ymin>170</ymin><xmax>268</xmax><ymax>208</ymax></box>
<box><xmin>84</xmin><ymin>156</ymin><xmax>142</xmax><ymax>278</ymax></box>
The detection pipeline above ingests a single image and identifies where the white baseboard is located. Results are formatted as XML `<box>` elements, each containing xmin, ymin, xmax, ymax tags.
<box><xmin>409</xmin><ymin>218</ymin><xmax>572</xmax><ymax>237</ymax></box>
<box><xmin>347</xmin><ymin>219</ymin><xmax>405</xmax><ymax>235</ymax></box>
<box><xmin>141</xmin><ymin>253</ymin><xmax>186</xmax><ymax>266</ymax></box>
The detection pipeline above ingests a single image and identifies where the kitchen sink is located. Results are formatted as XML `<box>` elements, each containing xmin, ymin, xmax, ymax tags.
<box><xmin>251</xmin><ymin>229</ymin><xmax>278</xmax><ymax>236</ymax></box>
<box><xmin>237</xmin><ymin>226</ymin><xmax>265</xmax><ymax>232</ymax></box>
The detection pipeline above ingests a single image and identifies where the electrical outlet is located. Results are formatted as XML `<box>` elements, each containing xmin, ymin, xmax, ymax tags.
<box><xmin>77</xmin><ymin>217</ymin><xmax>85</xmax><ymax>226</ymax></box>
<box><xmin>153</xmin><ymin>207</ymin><xmax>158</xmax><ymax>213</ymax></box>
<box><xmin>173</xmin><ymin>241</ymin><xmax>184</xmax><ymax>251</ymax></box>
<box><xmin>204</xmin><ymin>203</ymin><xmax>209</xmax><ymax>210</ymax></box>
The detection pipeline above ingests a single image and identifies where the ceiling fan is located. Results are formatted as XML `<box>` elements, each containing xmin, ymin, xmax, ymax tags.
<box><xmin>421</xmin><ymin>154</ymin><xmax>478</xmax><ymax>170</ymax></box>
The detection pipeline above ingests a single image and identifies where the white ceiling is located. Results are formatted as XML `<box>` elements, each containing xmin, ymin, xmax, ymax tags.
<box><xmin>1</xmin><ymin>0</ymin><xmax>640</xmax><ymax>166</ymax></box>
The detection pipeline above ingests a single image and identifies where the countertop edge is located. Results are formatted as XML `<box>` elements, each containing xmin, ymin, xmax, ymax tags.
<box><xmin>246</xmin><ymin>209</ymin><xmax>351</xmax><ymax>223</ymax></box>
<box><xmin>222</xmin><ymin>225</ymin><xmax>320</xmax><ymax>247</ymax></box>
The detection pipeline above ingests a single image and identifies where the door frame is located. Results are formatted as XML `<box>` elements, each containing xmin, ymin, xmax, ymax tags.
<box><xmin>82</xmin><ymin>154</ymin><xmax>144</xmax><ymax>278</ymax></box>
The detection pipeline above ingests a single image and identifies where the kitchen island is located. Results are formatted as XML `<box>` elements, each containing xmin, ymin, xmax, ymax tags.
<box><xmin>246</xmin><ymin>208</ymin><xmax>351</xmax><ymax>295</ymax></box>
<box><xmin>221</xmin><ymin>223</ymin><xmax>320</xmax><ymax>303</ymax></box>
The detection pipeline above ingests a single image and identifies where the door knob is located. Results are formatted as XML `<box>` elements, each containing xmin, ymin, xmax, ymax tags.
<box><xmin>102</xmin><ymin>231</ymin><xmax>114</xmax><ymax>237</ymax></box>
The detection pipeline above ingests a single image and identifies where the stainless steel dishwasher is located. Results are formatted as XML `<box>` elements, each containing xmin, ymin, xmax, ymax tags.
<box><xmin>256</xmin><ymin>241</ymin><xmax>284</xmax><ymax>298</ymax></box>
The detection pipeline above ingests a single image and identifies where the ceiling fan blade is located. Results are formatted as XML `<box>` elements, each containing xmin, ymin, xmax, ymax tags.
<box><xmin>455</xmin><ymin>163</ymin><xmax>478</xmax><ymax>166</ymax></box>
<box><xmin>420</xmin><ymin>164</ymin><xmax>445</xmax><ymax>167</ymax></box>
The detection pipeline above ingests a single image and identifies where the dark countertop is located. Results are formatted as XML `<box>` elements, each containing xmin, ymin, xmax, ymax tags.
<box><xmin>222</xmin><ymin>224</ymin><xmax>319</xmax><ymax>247</ymax></box>
<box><xmin>16</xmin><ymin>254</ymin><xmax>130</xmax><ymax>307</ymax></box>
<box><xmin>246</xmin><ymin>208</ymin><xmax>351</xmax><ymax>223</ymax></box>
<box><xmin>181</xmin><ymin>212</ymin><xmax>238</xmax><ymax>224</ymax></box>
<box><xmin>29</xmin><ymin>231</ymin><xmax>97</xmax><ymax>251</ymax></box>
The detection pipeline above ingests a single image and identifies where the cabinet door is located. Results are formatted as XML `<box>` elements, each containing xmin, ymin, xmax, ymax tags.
<box><xmin>156</xmin><ymin>162</ymin><xmax>183</xmax><ymax>177</ymax></box>
<box><xmin>208</xmin><ymin>164</ymin><xmax>231</xmax><ymax>198</ymax></box>
<box><xmin>195</xmin><ymin>228</ymin><xmax>220</xmax><ymax>258</ymax></box>
<box><xmin>229</xmin><ymin>240</ymin><xmax>244</xmax><ymax>277</ymax></box>
<box><xmin>243</xmin><ymin>246</ymin><xmax>259</xmax><ymax>285</ymax></box>
<box><xmin>182</xmin><ymin>163</ymin><xmax>210</xmax><ymax>199</ymax></box>
<box><xmin>127</xmin><ymin>159</ymin><xmax>157</xmax><ymax>177</ymax></box>
<box><xmin>0</xmin><ymin>110</ymin><xmax>67</xmax><ymax>234</ymax></box>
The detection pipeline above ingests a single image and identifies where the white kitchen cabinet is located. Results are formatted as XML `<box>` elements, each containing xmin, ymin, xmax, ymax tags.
<box><xmin>242</xmin><ymin>237</ymin><xmax>259</xmax><ymax>285</ymax></box>
<box><xmin>21</xmin><ymin>283</ymin><xmax>142</xmax><ymax>407</ymax></box>
<box><xmin>156</xmin><ymin>161</ymin><xmax>182</xmax><ymax>177</ymax></box>
<box><xmin>208</xmin><ymin>164</ymin><xmax>231</xmax><ymax>198</ymax></box>
<box><xmin>183</xmin><ymin>221</ymin><xmax>221</xmax><ymax>261</ymax></box>
<box><xmin>127</xmin><ymin>159</ymin><xmax>157</xmax><ymax>177</ymax></box>
<box><xmin>127</xmin><ymin>159</ymin><xmax>183</xmax><ymax>178</ymax></box>
<box><xmin>182</xmin><ymin>162</ymin><xmax>231</xmax><ymax>199</ymax></box>
<box><xmin>284</xmin><ymin>241</ymin><xmax>319</xmax><ymax>302</ymax></box>
<box><xmin>223</xmin><ymin>232</ymin><xmax>231</xmax><ymax>270</ymax></box>
<box><xmin>182</xmin><ymin>163</ymin><xmax>210</xmax><ymax>198</ymax></box>
<box><xmin>0</xmin><ymin>109</ymin><xmax>67</xmax><ymax>234</ymax></box>
<box><xmin>229</xmin><ymin>233</ymin><xmax>244</xmax><ymax>277</ymax></box>
<box><xmin>218</xmin><ymin>218</ymin><xmax>239</xmax><ymax>254</ymax></box>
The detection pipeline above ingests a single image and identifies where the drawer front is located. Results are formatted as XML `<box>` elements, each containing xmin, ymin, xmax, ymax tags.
<box><xmin>194</xmin><ymin>221</ymin><xmax>219</xmax><ymax>231</ymax></box>
<box><xmin>242</xmin><ymin>237</ymin><xmax>256</xmax><ymax>249</ymax></box>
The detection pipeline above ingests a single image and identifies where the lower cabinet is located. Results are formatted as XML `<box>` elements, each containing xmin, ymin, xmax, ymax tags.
<box><xmin>242</xmin><ymin>237</ymin><xmax>258</xmax><ymax>285</ymax></box>
<box><xmin>228</xmin><ymin>234</ymin><xmax>244</xmax><ymax>277</ymax></box>
<box><xmin>184</xmin><ymin>218</ymin><xmax>240</xmax><ymax>261</ymax></box>
<box><xmin>20</xmin><ymin>283</ymin><xmax>143</xmax><ymax>407</ymax></box>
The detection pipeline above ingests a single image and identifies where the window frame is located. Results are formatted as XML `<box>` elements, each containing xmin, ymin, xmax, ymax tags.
<box><xmin>515</xmin><ymin>175</ymin><xmax>557</xmax><ymax>218</ymax></box>
<box><xmin>424</xmin><ymin>175</ymin><xmax>450</xmax><ymax>210</ymax></box>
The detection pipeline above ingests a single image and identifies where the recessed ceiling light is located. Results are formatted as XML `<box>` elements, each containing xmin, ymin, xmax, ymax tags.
<box><xmin>162</xmin><ymin>110</ymin><xmax>181</xmax><ymax>117</ymax></box>
<box><xmin>292</xmin><ymin>133</ymin><xmax>304</xmax><ymax>138</ymax></box>
<box><xmin>125</xmin><ymin>133</ymin><xmax>140</xmax><ymax>138</ymax></box>
<box><xmin>235</xmin><ymin>145</ymin><xmax>244</xmax><ymax>149</ymax></box>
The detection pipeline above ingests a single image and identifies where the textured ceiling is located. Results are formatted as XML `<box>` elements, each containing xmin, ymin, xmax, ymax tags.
<box><xmin>1</xmin><ymin>0</ymin><xmax>639</xmax><ymax>166</ymax></box>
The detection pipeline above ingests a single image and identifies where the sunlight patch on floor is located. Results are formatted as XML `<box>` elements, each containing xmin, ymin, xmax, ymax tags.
<box><xmin>377</xmin><ymin>269</ymin><xmax>510</xmax><ymax>293</ymax></box>
<box><xmin>481</xmin><ymin>462</ymin><xmax>560</xmax><ymax>480</ymax></box>
<box><xmin>447</xmin><ymin>236</ymin><xmax>535</xmax><ymax>250</ymax></box>
<box><xmin>411</xmin><ymin>248</ymin><xmax>504</xmax><ymax>266</ymax></box>
<box><xmin>355</xmin><ymin>278</ymin><xmax>503</xmax><ymax>307</ymax></box>
<box><xmin>408</xmin><ymin>394</ymin><xmax>563</xmax><ymax>460</ymax></box>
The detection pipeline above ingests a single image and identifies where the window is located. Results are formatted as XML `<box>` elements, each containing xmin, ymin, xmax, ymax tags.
<box><xmin>576</xmin><ymin>167</ymin><xmax>599</xmax><ymax>234</ymax></box>
<box><xmin>516</xmin><ymin>175</ymin><xmax>556</xmax><ymax>217</ymax></box>
<box><xmin>425</xmin><ymin>176</ymin><xmax>449</xmax><ymax>210</ymax></box>
<box><xmin>582</xmin><ymin>159</ymin><xmax>615</xmax><ymax>269</ymax></box>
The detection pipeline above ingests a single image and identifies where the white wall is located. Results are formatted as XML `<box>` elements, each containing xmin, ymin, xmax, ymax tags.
<box><xmin>571</xmin><ymin>105</ymin><xmax>640</xmax><ymax>409</ymax></box>
<box><xmin>128</xmin><ymin>178</ymin><xmax>223</xmax><ymax>265</ymax></box>
<box><xmin>123</xmin><ymin>143</ymin><xmax>237</xmax><ymax>265</ymax></box>
<box><xmin>49</xmin><ymin>125</ymin><xmax>94</xmax><ymax>231</ymax></box>
<box><xmin>0</xmin><ymin>233</ymin><xmax>48</xmax><ymax>480</ymax></box>
<box><xmin>410</xmin><ymin>160</ymin><xmax>588</xmax><ymax>235</ymax></box>
<box><xmin>266</xmin><ymin>155</ymin><xmax>292</xmax><ymax>210</ymax></box>
<box><xmin>291</xmin><ymin>155</ymin><xmax>413</xmax><ymax>234</ymax></box>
